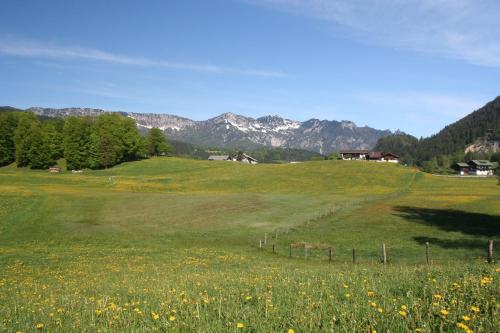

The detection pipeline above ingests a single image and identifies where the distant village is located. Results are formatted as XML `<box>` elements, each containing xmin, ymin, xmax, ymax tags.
<box><xmin>207</xmin><ymin>149</ymin><xmax>497</xmax><ymax>177</ymax></box>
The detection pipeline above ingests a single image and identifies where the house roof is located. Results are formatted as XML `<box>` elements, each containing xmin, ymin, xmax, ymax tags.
<box><xmin>382</xmin><ymin>152</ymin><xmax>399</xmax><ymax>158</ymax></box>
<box><xmin>454</xmin><ymin>162</ymin><xmax>469</xmax><ymax>168</ymax></box>
<box><xmin>241</xmin><ymin>153</ymin><xmax>258</xmax><ymax>162</ymax></box>
<box><xmin>468</xmin><ymin>160</ymin><xmax>493</xmax><ymax>167</ymax></box>
<box><xmin>208</xmin><ymin>155</ymin><xmax>229</xmax><ymax>161</ymax></box>
<box><xmin>368</xmin><ymin>151</ymin><xmax>384</xmax><ymax>159</ymax></box>
<box><xmin>339</xmin><ymin>150</ymin><xmax>370</xmax><ymax>154</ymax></box>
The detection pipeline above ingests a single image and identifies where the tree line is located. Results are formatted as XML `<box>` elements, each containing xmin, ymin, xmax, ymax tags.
<box><xmin>0</xmin><ymin>111</ymin><xmax>171</xmax><ymax>169</ymax></box>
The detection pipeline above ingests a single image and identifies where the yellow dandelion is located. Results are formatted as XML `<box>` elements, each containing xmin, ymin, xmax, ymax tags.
<box><xmin>400</xmin><ymin>305</ymin><xmax>407</xmax><ymax>310</ymax></box>
<box><xmin>168</xmin><ymin>316</ymin><xmax>176</xmax><ymax>321</ymax></box>
<box><xmin>470</xmin><ymin>306</ymin><xmax>480</xmax><ymax>313</ymax></box>
<box><xmin>95</xmin><ymin>309</ymin><xmax>102</xmax><ymax>315</ymax></box>
<box><xmin>367</xmin><ymin>291</ymin><xmax>375</xmax><ymax>297</ymax></box>
<box><xmin>345</xmin><ymin>293</ymin><xmax>351</xmax><ymax>298</ymax></box>
<box><xmin>433</xmin><ymin>294</ymin><xmax>443</xmax><ymax>300</ymax></box>
<box><xmin>35</xmin><ymin>323</ymin><xmax>44</xmax><ymax>330</ymax></box>
<box><xmin>370</xmin><ymin>301</ymin><xmax>377</xmax><ymax>308</ymax></box>
<box><xmin>440</xmin><ymin>309</ymin><xmax>449</xmax><ymax>316</ymax></box>
<box><xmin>245</xmin><ymin>296</ymin><xmax>252</xmax><ymax>301</ymax></box>
<box><xmin>151</xmin><ymin>312</ymin><xmax>159</xmax><ymax>320</ymax></box>
<box><xmin>236</xmin><ymin>322</ymin><xmax>245</xmax><ymax>328</ymax></box>
<box><xmin>398</xmin><ymin>310</ymin><xmax>407</xmax><ymax>317</ymax></box>
<box><xmin>462</xmin><ymin>315</ymin><xmax>471</xmax><ymax>321</ymax></box>
<box><xmin>288</xmin><ymin>329</ymin><xmax>295</xmax><ymax>333</ymax></box>
<box><xmin>377</xmin><ymin>307</ymin><xmax>383</xmax><ymax>314</ymax></box>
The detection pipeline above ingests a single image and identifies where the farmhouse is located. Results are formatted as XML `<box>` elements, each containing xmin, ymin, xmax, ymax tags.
<box><xmin>208</xmin><ymin>152</ymin><xmax>258</xmax><ymax>164</ymax></box>
<box><xmin>228</xmin><ymin>152</ymin><xmax>258</xmax><ymax>164</ymax></box>
<box><xmin>365</xmin><ymin>151</ymin><xmax>400</xmax><ymax>163</ymax></box>
<box><xmin>468</xmin><ymin>160</ymin><xmax>495</xmax><ymax>176</ymax></box>
<box><xmin>452</xmin><ymin>162</ymin><xmax>470</xmax><ymax>175</ymax></box>
<box><xmin>339</xmin><ymin>150</ymin><xmax>370</xmax><ymax>160</ymax></box>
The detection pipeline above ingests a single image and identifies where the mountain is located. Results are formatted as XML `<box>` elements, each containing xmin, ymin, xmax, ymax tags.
<box><xmin>416</xmin><ymin>96</ymin><xmax>500</xmax><ymax>160</ymax></box>
<box><xmin>25</xmin><ymin>107</ymin><xmax>391</xmax><ymax>154</ymax></box>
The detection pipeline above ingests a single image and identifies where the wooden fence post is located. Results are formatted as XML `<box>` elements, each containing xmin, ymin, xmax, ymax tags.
<box><xmin>352</xmin><ymin>248</ymin><xmax>356</xmax><ymax>264</ymax></box>
<box><xmin>382</xmin><ymin>243</ymin><xmax>387</xmax><ymax>265</ymax></box>
<box><xmin>425</xmin><ymin>242</ymin><xmax>431</xmax><ymax>265</ymax></box>
<box><xmin>289</xmin><ymin>244</ymin><xmax>292</xmax><ymax>258</ymax></box>
<box><xmin>487</xmin><ymin>240</ymin><xmax>494</xmax><ymax>263</ymax></box>
<box><xmin>259</xmin><ymin>240</ymin><xmax>262</xmax><ymax>249</ymax></box>
<box><xmin>328</xmin><ymin>247</ymin><xmax>333</xmax><ymax>262</ymax></box>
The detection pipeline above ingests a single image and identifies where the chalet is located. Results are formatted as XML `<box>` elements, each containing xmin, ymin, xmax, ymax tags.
<box><xmin>452</xmin><ymin>162</ymin><xmax>470</xmax><ymax>175</ymax></box>
<box><xmin>382</xmin><ymin>152</ymin><xmax>400</xmax><ymax>163</ymax></box>
<box><xmin>228</xmin><ymin>152</ymin><xmax>258</xmax><ymax>164</ymax></box>
<box><xmin>339</xmin><ymin>150</ymin><xmax>369</xmax><ymax>160</ymax></box>
<box><xmin>367</xmin><ymin>151</ymin><xmax>400</xmax><ymax>163</ymax></box>
<box><xmin>468</xmin><ymin>160</ymin><xmax>494</xmax><ymax>176</ymax></box>
<box><xmin>208</xmin><ymin>152</ymin><xmax>258</xmax><ymax>164</ymax></box>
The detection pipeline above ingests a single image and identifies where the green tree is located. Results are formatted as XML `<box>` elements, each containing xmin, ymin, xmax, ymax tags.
<box><xmin>63</xmin><ymin>116</ymin><xmax>94</xmax><ymax>170</ymax></box>
<box><xmin>28</xmin><ymin>122</ymin><xmax>55</xmax><ymax>169</ymax></box>
<box><xmin>147</xmin><ymin>128</ymin><xmax>171</xmax><ymax>156</ymax></box>
<box><xmin>0</xmin><ymin>112</ymin><xmax>20</xmax><ymax>166</ymax></box>
<box><xmin>14</xmin><ymin>113</ymin><xmax>38</xmax><ymax>167</ymax></box>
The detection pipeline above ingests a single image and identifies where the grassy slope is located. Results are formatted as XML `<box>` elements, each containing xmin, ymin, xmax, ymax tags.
<box><xmin>0</xmin><ymin>158</ymin><xmax>498</xmax><ymax>332</ymax></box>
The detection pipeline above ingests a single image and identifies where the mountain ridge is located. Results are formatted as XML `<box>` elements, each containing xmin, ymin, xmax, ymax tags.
<box><xmin>24</xmin><ymin>107</ymin><xmax>392</xmax><ymax>154</ymax></box>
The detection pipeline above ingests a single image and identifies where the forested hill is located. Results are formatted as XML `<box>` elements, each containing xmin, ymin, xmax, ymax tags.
<box><xmin>375</xmin><ymin>96</ymin><xmax>500</xmax><ymax>166</ymax></box>
<box><xmin>417</xmin><ymin>96</ymin><xmax>500</xmax><ymax>160</ymax></box>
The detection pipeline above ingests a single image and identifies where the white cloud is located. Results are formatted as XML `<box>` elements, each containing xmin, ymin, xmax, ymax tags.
<box><xmin>0</xmin><ymin>37</ymin><xmax>289</xmax><ymax>78</ymax></box>
<box><xmin>246</xmin><ymin>0</ymin><xmax>500</xmax><ymax>67</ymax></box>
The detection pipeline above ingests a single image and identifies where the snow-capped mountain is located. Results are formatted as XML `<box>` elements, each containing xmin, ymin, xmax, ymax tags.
<box><xmin>27</xmin><ymin>107</ymin><xmax>392</xmax><ymax>154</ymax></box>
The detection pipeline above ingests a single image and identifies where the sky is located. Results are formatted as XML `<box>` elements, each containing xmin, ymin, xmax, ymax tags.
<box><xmin>0</xmin><ymin>0</ymin><xmax>499</xmax><ymax>137</ymax></box>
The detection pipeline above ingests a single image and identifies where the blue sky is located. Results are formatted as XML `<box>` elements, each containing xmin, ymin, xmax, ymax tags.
<box><xmin>1</xmin><ymin>0</ymin><xmax>499</xmax><ymax>137</ymax></box>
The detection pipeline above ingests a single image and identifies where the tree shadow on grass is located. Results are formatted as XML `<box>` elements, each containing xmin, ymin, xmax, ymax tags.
<box><xmin>393</xmin><ymin>206</ymin><xmax>500</xmax><ymax>237</ymax></box>
<box><xmin>412</xmin><ymin>236</ymin><xmax>488</xmax><ymax>250</ymax></box>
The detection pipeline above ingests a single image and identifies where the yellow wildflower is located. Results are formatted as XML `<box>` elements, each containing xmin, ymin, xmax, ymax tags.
<box><xmin>236</xmin><ymin>322</ymin><xmax>245</xmax><ymax>328</ymax></box>
<box><xmin>151</xmin><ymin>312</ymin><xmax>159</xmax><ymax>320</ymax></box>
<box><xmin>288</xmin><ymin>329</ymin><xmax>295</xmax><ymax>333</ymax></box>
<box><xmin>35</xmin><ymin>323</ymin><xmax>44</xmax><ymax>330</ymax></box>
<box><xmin>440</xmin><ymin>309</ymin><xmax>449</xmax><ymax>316</ymax></box>
<box><xmin>462</xmin><ymin>315</ymin><xmax>471</xmax><ymax>321</ymax></box>
<box><xmin>377</xmin><ymin>307</ymin><xmax>383</xmax><ymax>313</ymax></box>
<box><xmin>400</xmin><ymin>305</ymin><xmax>407</xmax><ymax>310</ymax></box>
<box><xmin>433</xmin><ymin>294</ymin><xmax>443</xmax><ymax>300</ymax></box>
<box><xmin>245</xmin><ymin>296</ymin><xmax>252</xmax><ymax>301</ymax></box>
<box><xmin>168</xmin><ymin>316</ymin><xmax>176</xmax><ymax>321</ymax></box>
<box><xmin>399</xmin><ymin>310</ymin><xmax>407</xmax><ymax>317</ymax></box>
<box><xmin>470</xmin><ymin>306</ymin><xmax>480</xmax><ymax>313</ymax></box>
<box><xmin>367</xmin><ymin>291</ymin><xmax>375</xmax><ymax>297</ymax></box>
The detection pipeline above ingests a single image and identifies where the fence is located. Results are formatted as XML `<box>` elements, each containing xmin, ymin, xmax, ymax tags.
<box><xmin>257</xmin><ymin>236</ymin><xmax>495</xmax><ymax>265</ymax></box>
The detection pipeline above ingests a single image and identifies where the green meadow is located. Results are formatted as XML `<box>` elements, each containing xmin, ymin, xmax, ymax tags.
<box><xmin>0</xmin><ymin>158</ymin><xmax>498</xmax><ymax>332</ymax></box>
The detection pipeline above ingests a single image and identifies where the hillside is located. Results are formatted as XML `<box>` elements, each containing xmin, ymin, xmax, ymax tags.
<box><xmin>375</xmin><ymin>96</ymin><xmax>500</xmax><ymax>164</ymax></box>
<box><xmin>26</xmin><ymin>107</ymin><xmax>392</xmax><ymax>153</ymax></box>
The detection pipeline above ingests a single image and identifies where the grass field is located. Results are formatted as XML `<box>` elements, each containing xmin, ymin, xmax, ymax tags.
<box><xmin>0</xmin><ymin>158</ymin><xmax>498</xmax><ymax>332</ymax></box>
